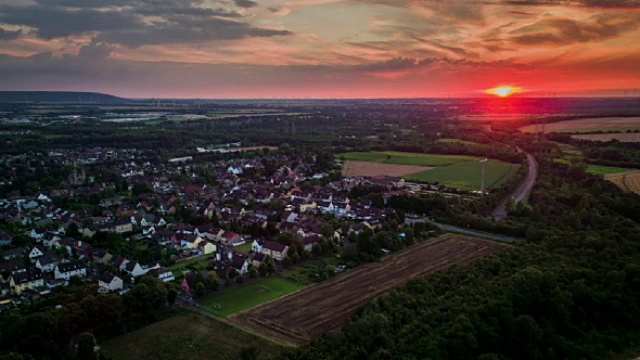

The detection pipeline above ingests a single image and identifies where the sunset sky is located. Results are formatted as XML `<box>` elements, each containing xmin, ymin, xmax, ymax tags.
<box><xmin>0</xmin><ymin>0</ymin><xmax>639</xmax><ymax>98</ymax></box>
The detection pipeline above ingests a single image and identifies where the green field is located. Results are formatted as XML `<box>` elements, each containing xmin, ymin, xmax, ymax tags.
<box><xmin>586</xmin><ymin>164</ymin><xmax>637</xmax><ymax>176</ymax></box>
<box><xmin>199</xmin><ymin>277</ymin><xmax>303</xmax><ymax>317</ymax></box>
<box><xmin>405</xmin><ymin>160</ymin><xmax>520</xmax><ymax>191</ymax></box>
<box><xmin>436</xmin><ymin>138</ymin><xmax>481</xmax><ymax>146</ymax></box>
<box><xmin>101</xmin><ymin>313</ymin><xmax>282</xmax><ymax>360</ymax></box>
<box><xmin>338</xmin><ymin>151</ymin><xmax>480</xmax><ymax>167</ymax></box>
<box><xmin>553</xmin><ymin>159</ymin><xmax>635</xmax><ymax>176</ymax></box>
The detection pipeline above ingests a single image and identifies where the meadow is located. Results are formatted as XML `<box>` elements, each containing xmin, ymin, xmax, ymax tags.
<box><xmin>404</xmin><ymin>160</ymin><xmax>520</xmax><ymax>191</ymax></box>
<box><xmin>338</xmin><ymin>151</ymin><xmax>480</xmax><ymax>167</ymax></box>
<box><xmin>519</xmin><ymin>117</ymin><xmax>640</xmax><ymax>133</ymax></box>
<box><xmin>199</xmin><ymin>277</ymin><xmax>303</xmax><ymax>317</ymax></box>
<box><xmin>553</xmin><ymin>159</ymin><xmax>636</xmax><ymax>176</ymax></box>
<box><xmin>571</xmin><ymin>133</ymin><xmax>640</xmax><ymax>143</ymax></box>
<box><xmin>100</xmin><ymin>312</ymin><xmax>282</xmax><ymax>360</ymax></box>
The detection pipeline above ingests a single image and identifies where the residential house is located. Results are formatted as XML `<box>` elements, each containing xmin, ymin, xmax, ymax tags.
<box><xmin>260</xmin><ymin>241</ymin><xmax>289</xmax><ymax>261</ymax></box>
<box><xmin>54</xmin><ymin>260</ymin><xmax>88</xmax><ymax>280</ymax></box>
<box><xmin>303</xmin><ymin>234</ymin><xmax>321</xmax><ymax>252</ymax></box>
<box><xmin>0</xmin><ymin>260</ymin><xmax>26</xmax><ymax>275</ymax></box>
<box><xmin>230</xmin><ymin>255</ymin><xmax>250</xmax><ymax>275</ymax></box>
<box><xmin>222</xmin><ymin>231</ymin><xmax>243</xmax><ymax>246</ymax></box>
<box><xmin>28</xmin><ymin>246</ymin><xmax>45</xmax><ymax>264</ymax></box>
<box><xmin>2</xmin><ymin>247</ymin><xmax>27</xmax><ymax>261</ymax></box>
<box><xmin>35</xmin><ymin>255</ymin><xmax>56</xmax><ymax>273</ymax></box>
<box><xmin>198</xmin><ymin>241</ymin><xmax>216</xmax><ymax>255</ymax></box>
<box><xmin>156</xmin><ymin>267</ymin><xmax>175</xmax><ymax>283</ymax></box>
<box><xmin>123</xmin><ymin>261</ymin><xmax>160</xmax><ymax>277</ymax></box>
<box><xmin>10</xmin><ymin>268</ymin><xmax>44</xmax><ymax>295</ymax></box>
<box><xmin>252</xmin><ymin>252</ymin><xmax>265</xmax><ymax>268</ymax></box>
<box><xmin>92</xmin><ymin>248</ymin><xmax>113</xmax><ymax>264</ymax></box>
<box><xmin>98</xmin><ymin>272</ymin><xmax>124</xmax><ymax>292</ymax></box>
<box><xmin>0</xmin><ymin>230</ymin><xmax>12</xmax><ymax>246</ymax></box>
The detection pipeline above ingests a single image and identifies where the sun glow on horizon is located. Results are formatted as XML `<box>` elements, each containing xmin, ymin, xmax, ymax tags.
<box><xmin>486</xmin><ymin>85</ymin><xmax>523</xmax><ymax>98</ymax></box>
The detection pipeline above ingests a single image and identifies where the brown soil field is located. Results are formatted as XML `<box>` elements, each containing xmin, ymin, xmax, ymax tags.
<box><xmin>571</xmin><ymin>133</ymin><xmax>640</xmax><ymax>142</ymax></box>
<box><xmin>519</xmin><ymin>117</ymin><xmax>640</xmax><ymax>133</ymax></box>
<box><xmin>605</xmin><ymin>171</ymin><xmax>640</xmax><ymax>193</ymax></box>
<box><xmin>342</xmin><ymin>160</ymin><xmax>434</xmax><ymax>177</ymax></box>
<box><xmin>230</xmin><ymin>234</ymin><xmax>509</xmax><ymax>346</ymax></box>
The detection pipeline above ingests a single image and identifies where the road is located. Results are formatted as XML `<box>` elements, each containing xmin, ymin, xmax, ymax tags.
<box><xmin>492</xmin><ymin>150</ymin><xmax>538</xmax><ymax>220</ymax></box>
<box><xmin>434</xmin><ymin>223</ymin><xmax>524</xmax><ymax>244</ymax></box>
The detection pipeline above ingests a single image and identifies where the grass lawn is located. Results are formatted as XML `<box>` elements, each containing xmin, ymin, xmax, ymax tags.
<box><xmin>169</xmin><ymin>254</ymin><xmax>215</xmax><ymax>278</ymax></box>
<box><xmin>199</xmin><ymin>277</ymin><xmax>303</xmax><ymax>317</ymax></box>
<box><xmin>405</xmin><ymin>160</ymin><xmax>520</xmax><ymax>191</ymax></box>
<box><xmin>100</xmin><ymin>312</ymin><xmax>282</xmax><ymax>360</ymax></box>
<box><xmin>338</xmin><ymin>151</ymin><xmax>480</xmax><ymax>167</ymax></box>
<box><xmin>283</xmin><ymin>257</ymin><xmax>342</xmax><ymax>285</ymax></box>
<box><xmin>234</xmin><ymin>242</ymin><xmax>254</xmax><ymax>253</ymax></box>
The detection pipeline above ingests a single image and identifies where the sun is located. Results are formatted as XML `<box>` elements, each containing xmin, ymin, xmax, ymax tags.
<box><xmin>486</xmin><ymin>85</ymin><xmax>522</xmax><ymax>98</ymax></box>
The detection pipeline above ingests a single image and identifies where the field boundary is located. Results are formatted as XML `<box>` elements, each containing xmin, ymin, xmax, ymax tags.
<box><xmin>230</xmin><ymin>234</ymin><xmax>510</xmax><ymax>346</ymax></box>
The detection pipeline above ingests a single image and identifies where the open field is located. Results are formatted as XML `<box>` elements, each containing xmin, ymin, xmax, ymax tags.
<box><xmin>571</xmin><ymin>133</ymin><xmax>640</xmax><ymax>142</ymax></box>
<box><xmin>519</xmin><ymin>117</ymin><xmax>640</xmax><ymax>133</ymax></box>
<box><xmin>100</xmin><ymin>313</ymin><xmax>283</xmax><ymax>360</ymax></box>
<box><xmin>199</xmin><ymin>277</ymin><xmax>304</xmax><ymax>317</ymax></box>
<box><xmin>342</xmin><ymin>160</ymin><xmax>434</xmax><ymax>177</ymax></box>
<box><xmin>339</xmin><ymin>151</ymin><xmax>480</xmax><ymax>167</ymax></box>
<box><xmin>230</xmin><ymin>234</ymin><xmax>509</xmax><ymax>346</ymax></box>
<box><xmin>436</xmin><ymin>138</ymin><xmax>482</xmax><ymax>146</ymax></box>
<box><xmin>405</xmin><ymin>160</ymin><xmax>520</xmax><ymax>191</ymax></box>
<box><xmin>553</xmin><ymin>159</ymin><xmax>635</xmax><ymax>176</ymax></box>
<box><xmin>605</xmin><ymin>171</ymin><xmax>640</xmax><ymax>193</ymax></box>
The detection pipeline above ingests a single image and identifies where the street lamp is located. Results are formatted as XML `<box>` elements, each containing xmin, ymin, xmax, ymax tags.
<box><xmin>480</xmin><ymin>158</ymin><xmax>488</xmax><ymax>194</ymax></box>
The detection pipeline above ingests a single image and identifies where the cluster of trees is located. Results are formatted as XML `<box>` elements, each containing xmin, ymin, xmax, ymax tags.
<box><xmin>0</xmin><ymin>276</ymin><xmax>174</xmax><ymax>359</ymax></box>
<box><xmin>287</xmin><ymin>151</ymin><xmax>640</xmax><ymax>360</ymax></box>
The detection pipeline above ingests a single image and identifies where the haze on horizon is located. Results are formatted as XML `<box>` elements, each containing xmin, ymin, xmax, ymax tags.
<box><xmin>0</xmin><ymin>0</ymin><xmax>639</xmax><ymax>99</ymax></box>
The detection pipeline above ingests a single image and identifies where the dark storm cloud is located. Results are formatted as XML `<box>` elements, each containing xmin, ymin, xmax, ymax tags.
<box><xmin>0</xmin><ymin>27</ymin><xmax>21</xmax><ymax>40</ymax></box>
<box><xmin>0</xmin><ymin>0</ymin><xmax>289</xmax><ymax>47</ymax></box>
<box><xmin>96</xmin><ymin>17</ymin><xmax>291</xmax><ymax>47</ymax></box>
<box><xmin>511</xmin><ymin>12</ymin><xmax>640</xmax><ymax>46</ymax></box>
<box><xmin>234</xmin><ymin>0</ymin><xmax>258</xmax><ymax>8</ymax></box>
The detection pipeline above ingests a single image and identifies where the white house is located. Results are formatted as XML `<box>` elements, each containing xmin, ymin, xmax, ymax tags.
<box><xmin>98</xmin><ymin>272</ymin><xmax>124</xmax><ymax>292</ymax></box>
<box><xmin>54</xmin><ymin>260</ymin><xmax>88</xmax><ymax>280</ymax></box>
<box><xmin>231</xmin><ymin>255</ymin><xmax>250</xmax><ymax>275</ymax></box>
<box><xmin>156</xmin><ymin>267</ymin><xmax>175</xmax><ymax>282</ymax></box>
<box><xmin>123</xmin><ymin>262</ymin><xmax>160</xmax><ymax>277</ymax></box>
<box><xmin>28</xmin><ymin>246</ymin><xmax>45</xmax><ymax>264</ymax></box>
<box><xmin>35</xmin><ymin>255</ymin><xmax>56</xmax><ymax>273</ymax></box>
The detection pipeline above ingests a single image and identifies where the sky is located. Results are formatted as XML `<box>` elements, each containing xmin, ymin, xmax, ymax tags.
<box><xmin>0</xmin><ymin>0</ymin><xmax>639</xmax><ymax>98</ymax></box>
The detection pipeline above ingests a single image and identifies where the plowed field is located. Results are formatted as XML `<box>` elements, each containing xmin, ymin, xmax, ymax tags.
<box><xmin>605</xmin><ymin>171</ymin><xmax>640</xmax><ymax>193</ymax></box>
<box><xmin>230</xmin><ymin>234</ymin><xmax>509</xmax><ymax>346</ymax></box>
<box><xmin>342</xmin><ymin>160</ymin><xmax>434</xmax><ymax>177</ymax></box>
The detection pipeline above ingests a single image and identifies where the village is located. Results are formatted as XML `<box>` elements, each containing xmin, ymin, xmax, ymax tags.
<box><xmin>0</xmin><ymin>145</ymin><xmax>412</xmax><ymax>308</ymax></box>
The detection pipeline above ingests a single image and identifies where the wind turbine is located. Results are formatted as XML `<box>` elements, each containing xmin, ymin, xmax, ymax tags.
<box><xmin>480</xmin><ymin>158</ymin><xmax>488</xmax><ymax>194</ymax></box>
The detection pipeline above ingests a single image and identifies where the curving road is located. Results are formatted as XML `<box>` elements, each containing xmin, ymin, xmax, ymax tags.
<box><xmin>492</xmin><ymin>150</ymin><xmax>538</xmax><ymax>220</ymax></box>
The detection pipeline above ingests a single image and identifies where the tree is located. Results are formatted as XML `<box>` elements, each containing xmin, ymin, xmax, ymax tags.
<box><xmin>205</xmin><ymin>273</ymin><xmax>220</xmax><ymax>291</ymax></box>
<box><xmin>236</xmin><ymin>275</ymin><xmax>244</xmax><ymax>284</ymax></box>
<box><xmin>248</xmin><ymin>267</ymin><xmax>258</xmax><ymax>279</ymax></box>
<box><xmin>258</xmin><ymin>262</ymin><xmax>268</xmax><ymax>277</ymax></box>
<box><xmin>76</xmin><ymin>332</ymin><xmax>98</xmax><ymax>360</ymax></box>
<box><xmin>167</xmin><ymin>288</ymin><xmax>178</xmax><ymax>305</ymax></box>
<box><xmin>65</xmin><ymin>222</ymin><xmax>80</xmax><ymax>238</ymax></box>
<box><xmin>194</xmin><ymin>282</ymin><xmax>206</xmax><ymax>297</ymax></box>
<box><xmin>239</xmin><ymin>346</ymin><xmax>260</xmax><ymax>360</ymax></box>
